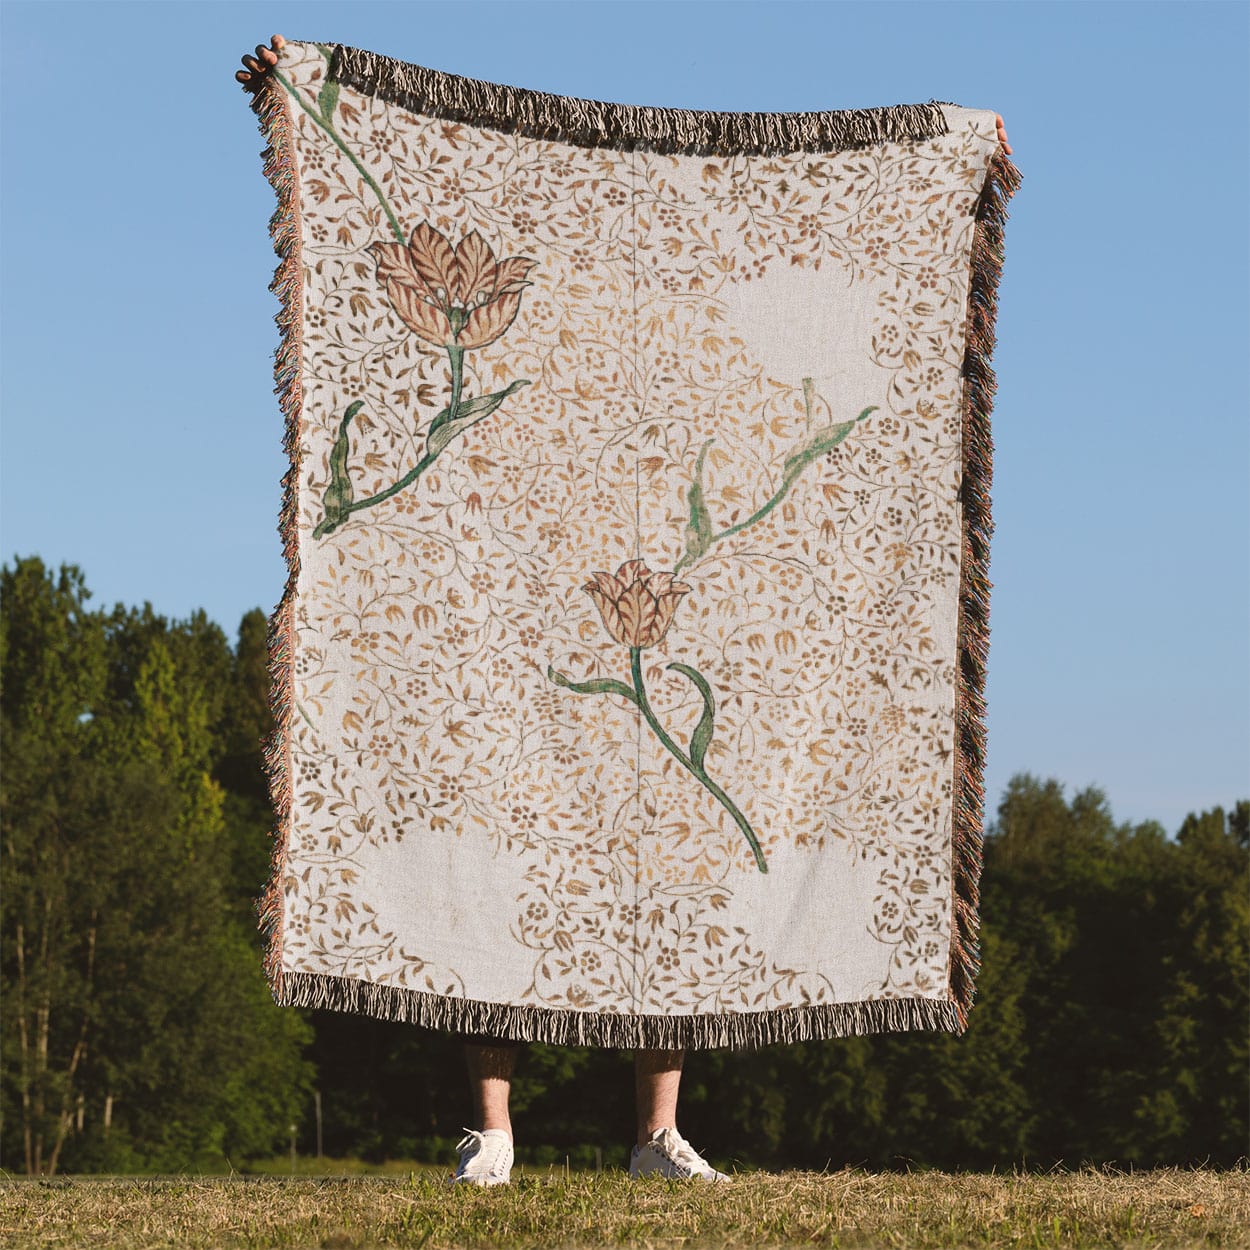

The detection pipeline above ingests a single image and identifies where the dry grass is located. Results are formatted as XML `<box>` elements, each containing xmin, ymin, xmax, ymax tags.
<box><xmin>0</xmin><ymin>1164</ymin><xmax>1246</xmax><ymax>1248</ymax></box>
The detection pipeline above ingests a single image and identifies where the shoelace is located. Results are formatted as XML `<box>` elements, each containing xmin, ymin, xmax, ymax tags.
<box><xmin>455</xmin><ymin>1127</ymin><xmax>509</xmax><ymax>1177</ymax></box>
<box><xmin>655</xmin><ymin>1128</ymin><xmax>712</xmax><ymax>1176</ymax></box>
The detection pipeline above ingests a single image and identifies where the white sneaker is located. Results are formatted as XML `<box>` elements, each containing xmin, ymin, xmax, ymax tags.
<box><xmin>629</xmin><ymin>1126</ymin><xmax>730</xmax><ymax>1180</ymax></box>
<box><xmin>452</xmin><ymin>1127</ymin><xmax>513</xmax><ymax>1185</ymax></box>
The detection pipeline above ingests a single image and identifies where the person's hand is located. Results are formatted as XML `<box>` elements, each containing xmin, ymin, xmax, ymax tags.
<box><xmin>995</xmin><ymin>113</ymin><xmax>1012</xmax><ymax>156</ymax></box>
<box><xmin>236</xmin><ymin>34</ymin><xmax>286</xmax><ymax>89</ymax></box>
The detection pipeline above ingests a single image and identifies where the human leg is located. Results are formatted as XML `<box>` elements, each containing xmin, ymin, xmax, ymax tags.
<box><xmin>631</xmin><ymin>1047</ymin><xmax>729</xmax><ymax>1180</ymax></box>
<box><xmin>463</xmin><ymin>1038</ymin><xmax>519</xmax><ymax>1137</ymax></box>
<box><xmin>452</xmin><ymin>1037</ymin><xmax>519</xmax><ymax>1185</ymax></box>
<box><xmin>634</xmin><ymin>1047</ymin><xmax>684</xmax><ymax>1146</ymax></box>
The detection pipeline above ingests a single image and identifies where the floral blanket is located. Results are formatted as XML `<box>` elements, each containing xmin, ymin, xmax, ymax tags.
<box><xmin>248</xmin><ymin>40</ymin><xmax>1021</xmax><ymax>1048</ymax></box>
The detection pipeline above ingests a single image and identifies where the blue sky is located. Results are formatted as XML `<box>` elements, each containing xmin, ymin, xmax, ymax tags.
<box><xmin>2</xmin><ymin>0</ymin><xmax>1246</xmax><ymax>835</ymax></box>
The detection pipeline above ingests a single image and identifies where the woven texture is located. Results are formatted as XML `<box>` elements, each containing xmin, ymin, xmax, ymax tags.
<box><xmin>249</xmin><ymin>40</ymin><xmax>1021</xmax><ymax>1049</ymax></box>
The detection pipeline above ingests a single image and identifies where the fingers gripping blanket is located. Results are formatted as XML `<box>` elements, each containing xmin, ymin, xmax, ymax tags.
<box><xmin>248</xmin><ymin>40</ymin><xmax>1021</xmax><ymax>1049</ymax></box>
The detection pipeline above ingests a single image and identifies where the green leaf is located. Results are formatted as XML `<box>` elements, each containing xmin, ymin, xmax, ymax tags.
<box><xmin>684</xmin><ymin>440</ymin><xmax>715</xmax><ymax>564</ymax></box>
<box><xmin>666</xmin><ymin>661</ymin><xmax>716</xmax><ymax>770</ymax></box>
<box><xmin>319</xmin><ymin>400</ymin><xmax>363</xmax><ymax>531</ymax></box>
<box><xmin>425</xmin><ymin>380</ymin><xmax>530</xmax><ymax>457</ymax></box>
<box><xmin>317</xmin><ymin>77</ymin><xmax>340</xmax><ymax>121</ymax></box>
<box><xmin>781</xmin><ymin>406</ymin><xmax>875</xmax><ymax>479</ymax></box>
<box><xmin>547</xmin><ymin>665</ymin><xmax>639</xmax><ymax>707</ymax></box>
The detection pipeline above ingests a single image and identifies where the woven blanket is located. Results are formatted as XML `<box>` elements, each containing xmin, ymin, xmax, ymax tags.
<box><xmin>248</xmin><ymin>40</ymin><xmax>1020</xmax><ymax>1049</ymax></box>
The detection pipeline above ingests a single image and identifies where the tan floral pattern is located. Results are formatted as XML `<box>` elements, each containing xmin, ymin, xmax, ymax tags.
<box><xmin>269</xmin><ymin>42</ymin><xmax>1002</xmax><ymax>1021</ymax></box>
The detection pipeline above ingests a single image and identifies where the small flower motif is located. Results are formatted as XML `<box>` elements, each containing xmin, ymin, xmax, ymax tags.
<box><xmin>796</xmin><ymin>213</ymin><xmax>823</xmax><ymax>240</ymax></box>
<box><xmin>369</xmin><ymin>222</ymin><xmax>537</xmax><ymax>350</ymax></box>
<box><xmin>583</xmin><ymin>559</ymin><xmax>692</xmax><ymax>650</ymax></box>
<box><xmin>296</xmin><ymin>757</ymin><xmax>322</xmax><ymax>785</ymax></box>
<box><xmin>437</xmin><ymin>173</ymin><xmax>464</xmax><ymax>201</ymax></box>
<box><xmin>350</xmin><ymin>630</ymin><xmax>381</xmax><ymax>655</ymax></box>
<box><xmin>294</xmin><ymin>647</ymin><xmax>321</xmax><ymax>678</ymax></box>
<box><xmin>365</xmin><ymin>731</ymin><xmax>393</xmax><ymax>763</ymax></box>
<box><xmin>863</xmin><ymin>233</ymin><xmax>890</xmax><ymax>260</ymax></box>
<box><xmin>435</xmin><ymin>772</ymin><xmax>465</xmax><ymax>804</ymax></box>
<box><xmin>510</xmin><ymin>801</ymin><xmax>539</xmax><ymax>830</ymax></box>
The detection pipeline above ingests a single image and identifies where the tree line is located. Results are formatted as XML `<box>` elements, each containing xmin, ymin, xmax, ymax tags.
<box><xmin>1</xmin><ymin>556</ymin><xmax>1245</xmax><ymax>1174</ymax></box>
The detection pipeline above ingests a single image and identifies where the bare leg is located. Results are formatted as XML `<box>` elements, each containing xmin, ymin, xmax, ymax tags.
<box><xmin>635</xmin><ymin>1047</ymin><xmax>685</xmax><ymax>1147</ymax></box>
<box><xmin>463</xmin><ymin>1042</ymin><xmax>517</xmax><ymax>1138</ymax></box>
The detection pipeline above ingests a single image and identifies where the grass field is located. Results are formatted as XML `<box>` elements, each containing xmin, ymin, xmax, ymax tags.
<box><xmin>0</xmin><ymin>1163</ymin><xmax>1246</xmax><ymax>1249</ymax></box>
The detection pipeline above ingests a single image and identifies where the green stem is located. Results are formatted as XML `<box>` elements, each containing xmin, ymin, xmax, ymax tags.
<box><xmin>446</xmin><ymin>344</ymin><xmax>465</xmax><ymax>413</ymax></box>
<box><xmin>271</xmin><ymin>70</ymin><xmax>405</xmax><ymax>243</ymax></box>
<box><xmin>313</xmin><ymin>346</ymin><xmax>468</xmax><ymax>537</ymax></box>
<box><xmin>709</xmin><ymin>467</ymin><xmax>800</xmax><ymax>544</ymax></box>
<box><xmin>629</xmin><ymin>647</ymin><xmax>768</xmax><ymax>873</ymax></box>
<box><xmin>313</xmin><ymin>449</ymin><xmax>440</xmax><ymax>537</ymax></box>
<box><xmin>673</xmin><ymin>465</ymin><xmax>801</xmax><ymax>577</ymax></box>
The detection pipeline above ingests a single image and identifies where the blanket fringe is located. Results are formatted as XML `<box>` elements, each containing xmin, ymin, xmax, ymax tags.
<box><xmin>331</xmin><ymin>43</ymin><xmax>951</xmax><ymax>156</ymax></box>
<box><xmin>278</xmin><ymin>969</ymin><xmax>963</xmax><ymax>1050</ymax></box>
<box><xmin>950</xmin><ymin>145</ymin><xmax>1023</xmax><ymax>1031</ymax></box>
<box><xmin>248</xmin><ymin>74</ymin><xmax>305</xmax><ymax>1007</ymax></box>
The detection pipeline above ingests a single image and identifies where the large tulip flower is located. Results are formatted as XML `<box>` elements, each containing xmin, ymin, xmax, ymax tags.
<box><xmin>370</xmin><ymin>222</ymin><xmax>536</xmax><ymax>350</ymax></box>
<box><xmin>584</xmin><ymin>559</ymin><xmax>693</xmax><ymax>650</ymax></box>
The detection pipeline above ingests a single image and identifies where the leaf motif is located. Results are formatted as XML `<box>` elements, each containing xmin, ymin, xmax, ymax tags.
<box><xmin>782</xmin><ymin>405</ymin><xmax>877</xmax><ymax>478</ymax></box>
<box><xmin>547</xmin><ymin>665</ymin><xmax>640</xmax><ymax>707</ymax></box>
<box><xmin>666</xmin><ymin>661</ymin><xmax>716</xmax><ymax>770</ymax></box>
<box><xmin>425</xmin><ymin>380</ymin><xmax>530</xmax><ymax>457</ymax></box>
<box><xmin>684</xmin><ymin>439</ymin><xmax>714</xmax><ymax>563</ymax></box>
<box><xmin>322</xmin><ymin>400</ymin><xmax>363</xmax><ymax>524</ymax></box>
<box><xmin>317</xmin><ymin>77</ymin><xmax>340</xmax><ymax>121</ymax></box>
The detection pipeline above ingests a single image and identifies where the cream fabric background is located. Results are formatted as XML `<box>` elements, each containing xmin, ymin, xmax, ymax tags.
<box><xmin>269</xmin><ymin>41</ymin><xmax>999</xmax><ymax>1025</ymax></box>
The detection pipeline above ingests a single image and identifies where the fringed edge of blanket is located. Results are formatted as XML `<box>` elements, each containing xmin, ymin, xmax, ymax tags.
<box><xmin>250</xmin><ymin>76</ymin><xmax>304</xmax><ymax>1006</ymax></box>
<box><xmin>950</xmin><ymin>146</ymin><xmax>1023</xmax><ymax>1031</ymax></box>
<box><xmin>331</xmin><ymin>43</ymin><xmax>951</xmax><ymax>156</ymax></box>
<box><xmin>276</xmin><ymin>968</ymin><xmax>964</xmax><ymax>1050</ymax></box>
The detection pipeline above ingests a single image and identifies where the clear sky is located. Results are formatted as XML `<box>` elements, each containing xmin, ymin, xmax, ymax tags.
<box><xmin>2</xmin><ymin>0</ymin><xmax>1247</xmax><ymax>836</ymax></box>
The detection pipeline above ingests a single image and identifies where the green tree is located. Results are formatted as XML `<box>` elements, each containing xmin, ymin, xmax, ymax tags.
<box><xmin>1</xmin><ymin>559</ymin><xmax>314</xmax><ymax>1173</ymax></box>
<box><xmin>1134</xmin><ymin>802</ymin><xmax>1249</xmax><ymax>1162</ymax></box>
